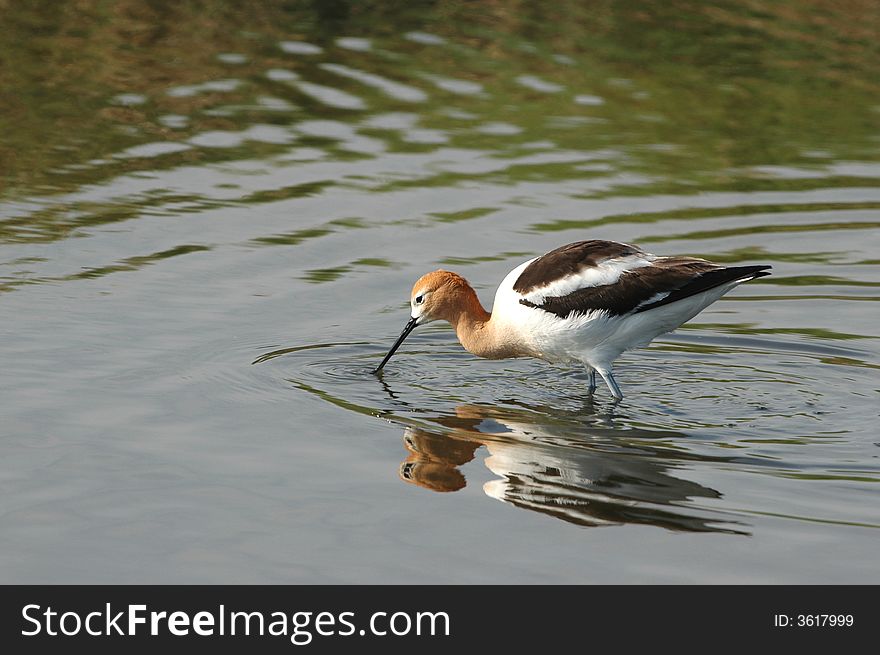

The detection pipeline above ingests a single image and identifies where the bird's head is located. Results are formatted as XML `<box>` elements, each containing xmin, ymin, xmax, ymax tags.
<box><xmin>408</xmin><ymin>270</ymin><xmax>473</xmax><ymax>325</ymax></box>
<box><xmin>373</xmin><ymin>270</ymin><xmax>474</xmax><ymax>373</ymax></box>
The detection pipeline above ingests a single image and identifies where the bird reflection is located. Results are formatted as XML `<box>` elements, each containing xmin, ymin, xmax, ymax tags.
<box><xmin>398</xmin><ymin>405</ymin><xmax>748</xmax><ymax>534</ymax></box>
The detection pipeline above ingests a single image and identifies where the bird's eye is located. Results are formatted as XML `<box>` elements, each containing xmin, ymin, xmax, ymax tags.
<box><xmin>415</xmin><ymin>295</ymin><xmax>424</xmax><ymax>305</ymax></box>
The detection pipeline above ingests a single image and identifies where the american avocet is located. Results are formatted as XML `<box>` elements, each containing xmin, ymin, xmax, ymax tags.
<box><xmin>373</xmin><ymin>240</ymin><xmax>770</xmax><ymax>399</ymax></box>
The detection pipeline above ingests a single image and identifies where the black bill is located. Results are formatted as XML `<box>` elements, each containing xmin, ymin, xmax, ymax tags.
<box><xmin>373</xmin><ymin>316</ymin><xmax>419</xmax><ymax>374</ymax></box>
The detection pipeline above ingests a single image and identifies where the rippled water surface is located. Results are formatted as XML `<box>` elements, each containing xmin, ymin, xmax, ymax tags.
<box><xmin>2</xmin><ymin>1</ymin><xmax>879</xmax><ymax>583</ymax></box>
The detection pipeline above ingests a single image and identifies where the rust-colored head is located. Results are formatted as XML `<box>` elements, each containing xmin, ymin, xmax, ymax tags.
<box><xmin>373</xmin><ymin>270</ymin><xmax>477</xmax><ymax>373</ymax></box>
<box><xmin>408</xmin><ymin>270</ymin><xmax>474</xmax><ymax>325</ymax></box>
<box><xmin>398</xmin><ymin>426</ymin><xmax>478</xmax><ymax>492</ymax></box>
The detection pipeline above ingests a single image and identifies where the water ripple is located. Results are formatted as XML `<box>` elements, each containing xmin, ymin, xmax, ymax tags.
<box><xmin>2</xmin><ymin>1</ymin><xmax>879</xmax><ymax>581</ymax></box>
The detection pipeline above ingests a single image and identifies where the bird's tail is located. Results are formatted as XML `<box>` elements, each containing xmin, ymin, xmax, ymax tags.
<box><xmin>635</xmin><ymin>265</ymin><xmax>771</xmax><ymax>313</ymax></box>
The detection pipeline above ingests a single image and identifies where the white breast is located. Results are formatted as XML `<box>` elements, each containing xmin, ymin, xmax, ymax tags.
<box><xmin>490</xmin><ymin>259</ymin><xmax>610</xmax><ymax>363</ymax></box>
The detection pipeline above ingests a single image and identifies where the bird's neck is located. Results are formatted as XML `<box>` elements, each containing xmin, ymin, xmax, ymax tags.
<box><xmin>450</xmin><ymin>289</ymin><xmax>521</xmax><ymax>359</ymax></box>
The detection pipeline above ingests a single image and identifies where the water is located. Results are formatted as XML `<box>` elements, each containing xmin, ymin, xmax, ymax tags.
<box><xmin>1</xmin><ymin>1</ymin><xmax>878</xmax><ymax>583</ymax></box>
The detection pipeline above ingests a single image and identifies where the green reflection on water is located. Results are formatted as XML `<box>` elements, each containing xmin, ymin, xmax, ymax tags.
<box><xmin>439</xmin><ymin>251</ymin><xmax>532</xmax><ymax>267</ymax></box>
<box><xmin>302</xmin><ymin>266</ymin><xmax>352</xmax><ymax>283</ymax></box>
<box><xmin>352</xmin><ymin>257</ymin><xmax>395</xmax><ymax>267</ymax></box>
<box><xmin>639</xmin><ymin>220</ymin><xmax>880</xmax><ymax>243</ymax></box>
<box><xmin>429</xmin><ymin>206</ymin><xmax>499</xmax><ymax>222</ymax></box>
<box><xmin>531</xmin><ymin>202</ymin><xmax>880</xmax><ymax>234</ymax></box>
<box><xmin>767</xmin><ymin>275</ymin><xmax>880</xmax><ymax>288</ymax></box>
<box><xmin>2</xmin><ymin>0</ymin><xmax>880</xmax><ymax>307</ymax></box>
<box><xmin>2</xmin><ymin>0</ymin><xmax>878</xmax><ymax>206</ymax></box>
<box><xmin>687</xmin><ymin>323</ymin><xmax>876</xmax><ymax>341</ymax></box>
<box><xmin>252</xmin><ymin>228</ymin><xmax>334</xmax><ymax>246</ymax></box>
<box><xmin>67</xmin><ymin>244</ymin><xmax>211</xmax><ymax>280</ymax></box>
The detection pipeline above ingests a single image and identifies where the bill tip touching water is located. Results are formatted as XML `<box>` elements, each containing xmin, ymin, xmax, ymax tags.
<box><xmin>373</xmin><ymin>239</ymin><xmax>771</xmax><ymax>399</ymax></box>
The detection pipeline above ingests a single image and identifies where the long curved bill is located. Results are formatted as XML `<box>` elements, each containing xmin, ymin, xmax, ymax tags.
<box><xmin>373</xmin><ymin>316</ymin><xmax>418</xmax><ymax>373</ymax></box>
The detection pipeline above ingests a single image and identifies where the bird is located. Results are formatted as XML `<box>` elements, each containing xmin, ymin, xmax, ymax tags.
<box><xmin>373</xmin><ymin>239</ymin><xmax>770</xmax><ymax>400</ymax></box>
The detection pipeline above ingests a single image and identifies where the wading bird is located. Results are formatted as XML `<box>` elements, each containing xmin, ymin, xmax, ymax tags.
<box><xmin>374</xmin><ymin>240</ymin><xmax>770</xmax><ymax>400</ymax></box>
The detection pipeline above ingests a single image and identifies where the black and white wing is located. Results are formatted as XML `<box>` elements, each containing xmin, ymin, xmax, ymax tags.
<box><xmin>514</xmin><ymin>240</ymin><xmax>770</xmax><ymax>318</ymax></box>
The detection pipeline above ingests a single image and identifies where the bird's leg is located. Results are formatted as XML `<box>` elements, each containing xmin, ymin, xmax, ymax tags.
<box><xmin>596</xmin><ymin>368</ymin><xmax>623</xmax><ymax>401</ymax></box>
<box><xmin>586</xmin><ymin>367</ymin><xmax>597</xmax><ymax>394</ymax></box>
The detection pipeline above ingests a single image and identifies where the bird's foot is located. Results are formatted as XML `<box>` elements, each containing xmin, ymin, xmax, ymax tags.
<box><xmin>586</xmin><ymin>369</ymin><xmax>597</xmax><ymax>394</ymax></box>
<box><xmin>597</xmin><ymin>369</ymin><xmax>623</xmax><ymax>401</ymax></box>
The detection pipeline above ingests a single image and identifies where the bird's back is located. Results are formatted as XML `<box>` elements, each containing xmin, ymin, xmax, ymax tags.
<box><xmin>491</xmin><ymin>240</ymin><xmax>770</xmax><ymax>367</ymax></box>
